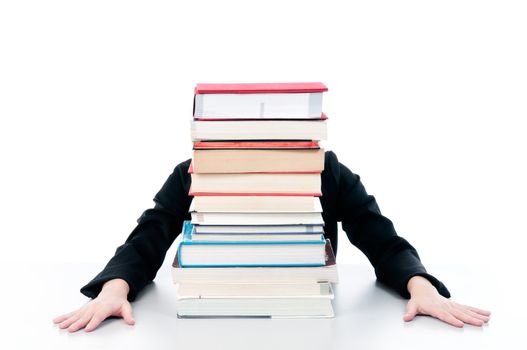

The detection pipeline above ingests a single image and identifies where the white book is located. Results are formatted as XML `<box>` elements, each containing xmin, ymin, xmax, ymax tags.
<box><xmin>194</xmin><ymin>92</ymin><xmax>323</xmax><ymax>119</ymax></box>
<box><xmin>191</xmin><ymin>212</ymin><xmax>324</xmax><ymax>226</ymax></box>
<box><xmin>178</xmin><ymin>241</ymin><xmax>326</xmax><ymax>267</ymax></box>
<box><xmin>176</xmin><ymin>297</ymin><xmax>334</xmax><ymax>318</ymax></box>
<box><xmin>172</xmin><ymin>264</ymin><xmax>339</xmax><ymax>284</ymax></box>
<box><xmin>193</xmin><ymin>225</ymin><xmax>325</xmax><ymax>234</ymax></box>
<box><xmin>190</xmin><ymin>119</ymin><xmax>327</xmax><ymax>141</ymax></box>
<box><xmin>176</xmin><ymin>282</ymin><xmax>333</xmax><ymax>299</ymax></box>
<box><xmin>190</xmin><ymin>233</ymin><xmax>324</xmax><ymax>242</ymax></box>
<box><xmin>190</xmin><ymin>196</ymin><xmax>322</xmax><ymax>213</ymax></box>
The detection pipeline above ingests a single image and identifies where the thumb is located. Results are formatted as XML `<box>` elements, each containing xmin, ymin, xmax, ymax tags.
<box><xmin>403</xmin><ymin>301</ymin><xmax>418</xmax><ymax>322</ymax></box>
<box><xmin>121</xmin><ymin>302</ymin><xmax>136</xmax><ymax>325</ymax></box>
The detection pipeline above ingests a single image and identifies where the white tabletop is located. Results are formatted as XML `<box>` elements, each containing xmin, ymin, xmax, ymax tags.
<box><xmin>0</xmin><ymin>263</ymin><xmax>520</xmax><ymax>349</ymax></box>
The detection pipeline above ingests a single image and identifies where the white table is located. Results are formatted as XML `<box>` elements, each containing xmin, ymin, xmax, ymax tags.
<box><xmin>0</xmin><ymin>263</ymin><xmax>519</xmax><ymax>349</ymax></box>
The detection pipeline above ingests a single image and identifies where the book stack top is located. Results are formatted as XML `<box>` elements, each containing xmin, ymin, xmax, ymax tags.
<box><xmin>191</xmin><ymin>82</ymin><xmax>328</xmax><ymax>141</ymax></box>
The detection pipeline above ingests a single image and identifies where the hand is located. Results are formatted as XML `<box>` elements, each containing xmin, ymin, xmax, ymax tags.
<box><xmin>53</xmin><ymin>278</ymin><xmax>135</xmax><ymax>332</ymax></box>
<box><xmin>403</xmin><ymin>276</ymin><xmax>491</xmax><ymax>328</ymax></box>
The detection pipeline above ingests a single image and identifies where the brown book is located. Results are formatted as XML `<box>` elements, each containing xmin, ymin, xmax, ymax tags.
<box><xmin>192</xmin><ymin>148</ymin><xmax>324</xmax><ymax>173</ymax></box>
<box><xmin>189</xmin><ymin>172</ymin><xmax>322</xmax><ymax>196</ymax></box>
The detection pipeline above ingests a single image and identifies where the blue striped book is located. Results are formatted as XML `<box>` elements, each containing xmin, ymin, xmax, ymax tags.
<box><xmin>177</xmin><ymin>221</ymin><xmax>327</xmax><ymax>268</ymax></box>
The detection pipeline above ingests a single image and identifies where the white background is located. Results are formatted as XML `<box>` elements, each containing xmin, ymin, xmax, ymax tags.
<box><xmin>0</xmin><ymin>1</ymin><xmax>525</xmax><ymax>275</ymax></box>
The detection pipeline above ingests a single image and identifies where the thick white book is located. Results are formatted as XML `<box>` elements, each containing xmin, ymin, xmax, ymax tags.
<box><xmin>190</xmin><ymin>119</ymin><xmax>327</xmax><ymax>141</ymax></box>
<box><xmin>176</xmin><ymin>297</ymin><xmax>334</xmax><ymax>318</ymax></box>
<box><xmin>175</xmin><ymin>282</ymin><xmax>335</xmax><ymax>318</ymax></box>
<box><xmin>176</xmin><ymin>282</ymin><xmax>333</xmax><ymax>299</ymax></box>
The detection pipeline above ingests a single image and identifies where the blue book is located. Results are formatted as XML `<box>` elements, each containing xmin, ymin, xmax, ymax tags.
<box><xmin>178</xmin><ymin>221</ymin><xmax>327</xmax><ymax>268</ymax></box>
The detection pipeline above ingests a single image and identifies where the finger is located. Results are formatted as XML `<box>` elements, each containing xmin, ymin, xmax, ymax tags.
<box><xmin>403</xmin><ymin>302</ymin><xmax>418</xmax><ymax>322</ymax></box>
<box><xmin>84</xmin><ymin>311</ymin><xmax>109</xmax><ymax>333</ymax></box>
<box><xmin>450</xmin><ymin>308</ymin><xmax>485</xmax><ymax>327</ymax></box>
<box><xmin>121</xmin><ymin>303</ymin><xmax>136</xmax><ymax>326</ymax></box>
<box><xmin>459</xmin><ymin>304</ymin><xmax>491</xmax><ymax>316</ymax></box>
<box><xmin>456</xmin><ymin>305</ymin><xmax>490</xmax><ymax>323</ymax></box>
<box><xmin>53</xmin><ymin>311</ymin><xmax>76</xmax><ymax>324</ymax></box>
<box><xmin>430</xmin><ymin>309</ymin><xmax>465</xmax><ymax>328</ymax></box>
<box><xmin>58</xmin><ymin>313</ymin><xmax>82</xmax><ymax>329</ymax></box>
<box><xmin>84</xmin><ymin>304</ymin><xmax>118</xmax><ymax>332</ymax></box>
<box><xmin>68</xmin><ymin>309</ymin><xmax>95</xmax><ymax>333</ymax></box>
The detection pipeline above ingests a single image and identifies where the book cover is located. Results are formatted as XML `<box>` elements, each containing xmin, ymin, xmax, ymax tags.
<box><xmin>192</xmin><ymin>140</ymin><xmax>320</xmax><ymax>150</ymax></box>
<box><xmin>177</xmin><ymin>232</ymin><xmax>327</xmax><ymax>267</ymax></box>
<box><xmin>194</xmin><ymin>82</ymin><xmax>328</xmax><ymax>94</ymax></box>
<box><xmin>193</xmin><ymin>113</ymin><xmax>328</xmax><ymax>121</ymax></box>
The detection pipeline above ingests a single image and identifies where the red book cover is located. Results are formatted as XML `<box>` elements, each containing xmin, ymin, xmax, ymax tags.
<box><xmin>187</xmin><ymin>163</ymin><xmax>321</xmax><ymax>174</ymax></box>
<box><xmin>195</xmin><ymin>82</ymin><xmax>328</xmax><ymax>94</ymax></box>
<box><xmin>192</xmin><ymin>140</ymin><xmax>320</xmax><ymax>150</ymax></box>
<box><xmin>193</xmin><ymin>112</ymin><xmax>329</xmax><ymax>121</ymax></box>
<box><xmin>188</xmin><ymin>189</ymin><xmax>322</xmax><ymax>197</ymax></box>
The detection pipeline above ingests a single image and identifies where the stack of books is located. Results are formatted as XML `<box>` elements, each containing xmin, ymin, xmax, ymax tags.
<box><xmin>172</xmin><ymin>82</ymin><xmax>338</xmax><ymax>318</ymax></box>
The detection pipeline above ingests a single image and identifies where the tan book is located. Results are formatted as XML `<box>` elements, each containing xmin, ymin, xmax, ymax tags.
<box><xmin>192</xmin><ymin>149</ymin><xmax>324</xmax><ymax>173</ymax></box>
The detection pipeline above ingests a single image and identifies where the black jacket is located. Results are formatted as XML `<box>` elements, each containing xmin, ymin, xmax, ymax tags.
<box><xmin>81</xmin><ymin>151</ymin><xmax>450</xmax><ymax>301</ymax></box>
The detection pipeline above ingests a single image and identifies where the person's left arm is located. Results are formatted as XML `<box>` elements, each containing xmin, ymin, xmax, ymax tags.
<box><xmin>324</xmin><ymin>151</ymin><xmax>490</xmax><ymax>327</ymax></box>
<box><xmin>404</xmin><ymin>275</ymin><xmax>490</xmax><ymax>327</ymax></box>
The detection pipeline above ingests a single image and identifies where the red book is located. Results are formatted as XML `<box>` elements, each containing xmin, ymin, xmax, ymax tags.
<box><xmin>192</xmin><ymin>140</ymin><xmax>320</xmax><ymax>150</ymax></box>
<box><xmin>195</xmin><ymin>82</ymin><xmax>328</xmax><ymax>94</ymax></box>
<box><xmin>189</xmin><ymin>190</ymin><xmax>322</xmax><ymax>197</ymax></box>
<box><xmin>193</xmin><ymin>112</ymin><xmax>328</xmax><ymax>121</ymax></box>
<box><xmin>193</xmin><ymin>83</ymin><xmax>328</xmax><ymax>120</ymax></box>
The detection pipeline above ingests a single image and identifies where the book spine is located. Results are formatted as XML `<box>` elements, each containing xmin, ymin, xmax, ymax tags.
<box><xmin>189</xmin><ymin>191</ymin><xmax>322</xmax><ymax>197</ymax></box>
<box><xmin>180</xmin><ymin>240</ymin><xmax>326</xmax><ymax>245</ymax></box>
<box><xmin>180</xmin><ymin>263</ymin><xmax>326</xmax><ymax>268</ymax></box>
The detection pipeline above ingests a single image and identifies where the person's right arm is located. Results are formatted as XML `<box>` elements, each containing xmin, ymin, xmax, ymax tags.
<box><xmin>53</xmin><ymin>159</ymin><xmax>192</xmax><ymax>332</ymax></box>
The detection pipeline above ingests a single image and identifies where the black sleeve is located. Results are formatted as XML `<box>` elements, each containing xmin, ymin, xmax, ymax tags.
<box><xmin>329</xmin><ymin>151</ymin><xmax>451</xmax><ymax>299</ymax></box>
<box><xmin>80</xmin><ymin>159</ymin><xmax>192</xmax><ymax>301</ymax></box>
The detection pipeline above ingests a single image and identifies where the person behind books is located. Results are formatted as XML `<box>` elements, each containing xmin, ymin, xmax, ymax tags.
<box><xmin>53</xmin><ymin>151</ymin><xmax>491</xmax><ymax>332</ymax></box>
